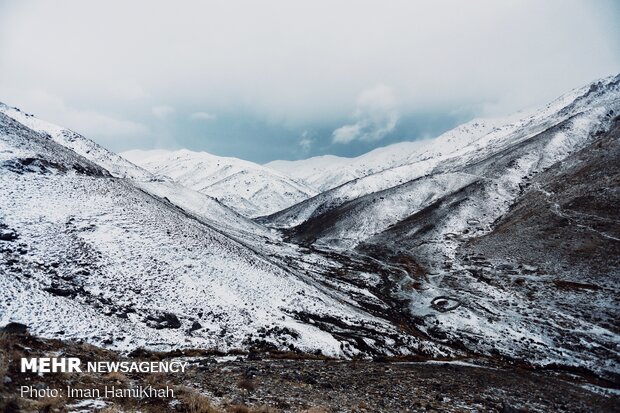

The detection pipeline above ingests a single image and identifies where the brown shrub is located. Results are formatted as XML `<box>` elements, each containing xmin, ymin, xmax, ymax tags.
<box><xmin>0</xmin><ymin>398</ymin><xmax>20</xmax><ymax>413</ymax></box>
<box><xmin>177</xmin><ymin>386</ymin><xmax>220</xmax><ymax>413</ymax></box>
<box><xmin>227</xmin><ymin>405</ymin><xmax>275</xmax><ymax>413</ymax></box>
<box><xmin>237</xmin><ymin>378</ymin><xmax>257</xmax><ymax>392</ymax></box>
<box><xmin>31</xmin><ymin>395</ymin><xmax>67</xmax><ymax>413</ymax></box>
<box><xmin>106</xmin><ymin>371</ymin><xmax>128</xmax><ymax>384</ymax></box>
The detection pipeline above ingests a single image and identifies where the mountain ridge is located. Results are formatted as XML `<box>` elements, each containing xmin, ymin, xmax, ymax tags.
<box><xmin>122</xmin><ymin>148</ymin><xmax>318</xmax><ymax>218</ymax></box>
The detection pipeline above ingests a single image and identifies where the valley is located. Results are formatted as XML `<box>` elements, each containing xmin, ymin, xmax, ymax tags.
<box><xmin>0</xmin><ymin>74</ymin><xmax>619</xmax><ymax>412</ymax></box>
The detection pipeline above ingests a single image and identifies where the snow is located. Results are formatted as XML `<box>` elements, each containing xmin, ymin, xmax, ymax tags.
<box><xmin>0</xmin><ymin>73</ymin><xmax>618</xmax><ymax>376</ymax></box>
<box><xmin>257</xmin><ymin>74</ymin><xmax>620</xmax><ymax>376</ymax></box>
<box><xmin>66</xmin><ymin>399</ymin><xmax>108</xmax><ymax>412</ymax></box>
<box><xmin>263</xmin><ymin>74</ymin><xmax>620</xmax><ymax>244</ymax></box>
<box><xmin>0</xmin><ymin>167</ymin><xmax>365</xmax><ymax>355</ymax></box>
<box><xmin>122</xmin><ymin>149</ymin><xmax>318</xmax><ymax>217</ymax></box>
<box><xmin>132</xmin><ymin>179</ymin><xmax>274</xmax><ymax>241</ymax></box>
<box><xmin>0</xmin><ymin>103</ymin><xmax>153</xmax><ymax>181</ymax></box>
<box><xmin>0</xmin><ymin>111</ymin><xmax>428</xmax><ymax>358</ymax></box>
<box><xmin>264</xmin><ymin>122</ymin><xmax>497</xmax><ymax>192</ymax></box>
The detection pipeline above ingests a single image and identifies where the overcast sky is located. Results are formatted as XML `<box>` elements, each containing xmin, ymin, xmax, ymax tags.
<box><xmin>1</xmin><ymin>0</ymin><xmax>618</xmax><ymax>162</ymax></box>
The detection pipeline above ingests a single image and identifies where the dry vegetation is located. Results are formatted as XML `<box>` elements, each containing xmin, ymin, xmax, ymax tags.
<box><xmin>0</xmin><ymin>331</ymin><xmax>283</xmax><ymax>413</ymax></box>
<box><xmin>0</xmin><ymin>330</ymin><xmax>617</xmax><ymax>412</ymax></box>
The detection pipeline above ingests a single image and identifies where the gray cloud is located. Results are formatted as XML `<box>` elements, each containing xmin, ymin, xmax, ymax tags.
<box><xmin>299</xmin><ymin>130</ymin><xmax>313</xmax><ymax>151</ymax></box>
<box><xmin>0</xmin><ymin>0</ymin><xmax>618</xmax><ymax>159</ymax></box>
<box><xmin>333</xmin><ymin>85</ymin><xmax>398</xmax><ymax>144</ymax></box>
<box><xmin>190</xmin><ymin>112</ymin><xmax>217</xmax><ymax>121</ymax></box>
<box><xmin>152</xmin><ymin>105</ymin><xmax>175</xmax><ymax>119</ymax></box>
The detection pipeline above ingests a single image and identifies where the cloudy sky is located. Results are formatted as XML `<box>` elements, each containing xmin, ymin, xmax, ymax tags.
<box><xmin>0</xmin><ymin>0</ymin><xmax>618</xmax><ymax>163</ymax></box>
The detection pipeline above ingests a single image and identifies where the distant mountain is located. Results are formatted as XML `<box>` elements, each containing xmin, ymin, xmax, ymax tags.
<box><xmin>122</xmin><ymin>149</ymin><xmax>318</xmax><ymax>218</ymax></box>
<box><xmin>266</xmin><ymin>154</ymin><xmax>355</xmax><ymax>192</ymax></box>
<box><xmin>264</xmin><ymin>120</ymin><xmax>498</xmax><ymax>192</ymax></box>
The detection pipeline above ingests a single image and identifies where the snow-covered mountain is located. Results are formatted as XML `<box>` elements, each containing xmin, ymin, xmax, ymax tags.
<box><xmin>0</xmin><ymin>103</ymin><xmax>153</xmax><ymax>181</ymax></box>
<box><xmin>1</xmin><ymin>73</ymin><xmax>619</xmax><ymax>381</ymax></box>
<box><xmin>261</xmin><ymin>74</ymin><xmax>620</xmax><ymax>239</ymax></box>
<box><xmin>265</xmin><ymin>119</ymin><xmax>502</xmax><ymax>192</ymax></box>
<box><xmin>357</xmin><ymin>114</ymin><xmax>620</xmax><ymax>379</ymax></box>
<box><xmin>0</xmin><ymin>111</ymin><xmax>438</xmax><ymax>357</ymax></box>
<box><xmin>266</xmin><ymin>154</ymin><xmax>355</xmax><ymax>192</ymax></box>
<box><xmin>122</xmin><ymin>149</ymin><xmax>318</xmax><ymax>218</ymax></box>
<box><xmin>257</xmin><ymin>73</ymin><xmax>620</xmax><ymax>378</ymax></box>
<box><xmin>0</xmin><ymin>102</ymin><xmax>274</xmax><ymax>242</ymax></box>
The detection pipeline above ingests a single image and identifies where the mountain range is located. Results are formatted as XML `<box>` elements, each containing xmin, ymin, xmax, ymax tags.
<box><xmin>122</xmin><ymin>149</ymin><xmax>317</xmax><ymax>218</ymax></box>
<box><xmin>1</xmin><ymin>74</ymin><xmax>619</xmax><ymax>383</ymax></box>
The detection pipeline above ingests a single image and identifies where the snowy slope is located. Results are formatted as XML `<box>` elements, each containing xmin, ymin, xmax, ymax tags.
<box><xmin>0</xmin><ymin>102</ymin><xmax>277</xmax><ymax>243</ymax></box>
<box><xmin>262</xmin><ymin>74</ymin><xmax>620</xmax><ymax>378</ymax></box>
<box><xmin>123</xmin><ymin>149</ymin><xmax>318</xmax><ymax>218</ymax></box>
<box><xmin>358</xmin><ymin>114</ymin><xmax>620</xmax><ymax>379</ymax></box>
<box><xmin>0</xmin><ymin>112</ymin><xmax>435</xmax><ymax>357</ymax></box>
<box><xmin>288</xmin><ymin>106</ymin><xmax>617</xmax><ymax>249</ymax></box>
<box><xmin>0</xmin><ymin>103</ymin><xmax>153</xmax><ymax>181</ymax></box>
<box><xmin>266</xmin><ymin>154</ymin><xmax>353</xmax><ymax>192</ymax></box>
<box><xmin>260</xmin><ymin>119</ymin><xmax>524</xmax><ymax>227</ymax></box>
<box><xmin>262</xmin><ymin>75</ymin><xmax>620</xmax><ymax>234</ymax></box>
<box><xmin>265</xmin><ymin>119</ymin><xmax>521</xmax><ymax>192</ymax></box>
<box><xmin>265</xmin><ymin>124</ymin><xmax>480</xmax><ymax>192</ymax></box>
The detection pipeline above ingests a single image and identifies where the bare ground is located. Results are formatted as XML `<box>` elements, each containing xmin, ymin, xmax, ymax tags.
<box><xmin>1</xmin><ymin>332</ymin><xmax>618</xmax><ymax>413</ymax></box>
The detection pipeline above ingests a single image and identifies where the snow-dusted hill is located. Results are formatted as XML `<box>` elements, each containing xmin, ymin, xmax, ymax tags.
<box><xmin>0</xmin><ymin>102</ymin><xmax>276</xmax><ymax>243</ymax></box>
<box><xmin>258</xmin><ymin>74</ymin><xmax>620</xmax><ymax>378</ymax></box>
<box><xmin>357</xmin><ymin>114</ymin><xmax>620</xmax><ymax>380</ymax></box>
<box><xmin>261</xmin><ymin>75</ymin><xmax>620</xmax><ymax>237</ymax></box>
<box><xmin>265</xmin><ymin>120</ymin><xmax>500</xmax><ymax>192</ymax></box>
<box><xmin>0</xmin><ymin>103</ymin><xmax>153</xmax><ymax>181</ymax></box>
<box><xmin>0</xmin><ymin>112</ymin><xmax>438</xmax><ymax>357</ymax></box>
<box><xmin>122</xmin><ymin>149</ymin><xmax>318</xmax><ymax>218</ymax></box>
<box><xmin>267</xmin><ymin>154</ymin><xmax>354</xmax><ymax>192</ymax></box>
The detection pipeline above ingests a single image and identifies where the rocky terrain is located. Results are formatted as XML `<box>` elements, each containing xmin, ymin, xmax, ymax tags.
<box><xmin>261</xmin><ymin>75</ymin><xmax>620</xmax><ymax>381</ymax></box>
<box><xmin>1</xmin><ymin>330</ymin><xmax>618</xmax><ymax>413</ymax></box>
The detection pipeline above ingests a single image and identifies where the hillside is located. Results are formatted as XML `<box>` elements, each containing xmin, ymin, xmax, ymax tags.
<box><xmin>265</xmin><ymin>119</ymin><xmax>503</xmax><ymax>192</ymax></box>
<box><xmin>0</xmin><ymin>112</ymin><xmax>435</xmax><ymax>358</ymax></box>
<box><xmin>123</xmin><ymin>149</ymin><xmax>318</xmax><ymax>217</ymax></box>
